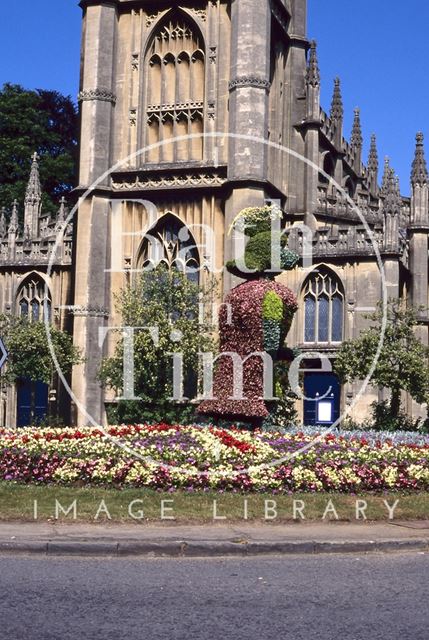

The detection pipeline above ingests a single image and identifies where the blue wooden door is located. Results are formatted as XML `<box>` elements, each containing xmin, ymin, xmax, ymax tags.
<box><xmin>304</xmin><ymin>373</ymin><xmax>340</xmax><ymax>426</ymax></box>
<box><xmin>17</xmin><ymin>379</ymin><xmax>48</xmax><ymax>427</ymax></box>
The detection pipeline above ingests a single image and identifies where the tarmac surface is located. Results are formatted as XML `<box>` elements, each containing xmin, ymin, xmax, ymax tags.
<box><xmin>0</xmin><ymin>553</ymin><xmax>428</xmax><ymax>640</ymax></box>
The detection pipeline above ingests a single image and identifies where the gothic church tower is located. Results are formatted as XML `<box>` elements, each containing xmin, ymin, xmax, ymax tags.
<box><xmin>74</xmin><ymin>0</ymin><xmax>310</xmax><ymax>426</ymax></box>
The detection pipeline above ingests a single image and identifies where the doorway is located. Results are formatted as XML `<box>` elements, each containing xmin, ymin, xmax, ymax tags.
<box><xmin>303</xmin><ymin>372</ymin><xmax>341</xmax><ymax>426</ymax></box>
<box><xmin>16</xmin><ymin>379</ymin><xmax>49</xmax><ymax>427</ymax></box>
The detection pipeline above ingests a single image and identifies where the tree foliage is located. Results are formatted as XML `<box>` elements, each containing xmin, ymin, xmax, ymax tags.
<box><xmin>99</xmin><ymin>267</ymin><xmax>217</xmax><ymax>424</ymax></box>
<box><xmin>0</xmin><ymin>83</ymin><xmax>78</xmax><ymax>216</ymax></box>
<box><xmin>334</xmin><ymin>301</ymin><xmax>429</xmax><ymax>419</ymax></box>
<box><xmin>0</xmin><ymin>315</ymin><xmax>82</xmax><ymax>385</ymax></box>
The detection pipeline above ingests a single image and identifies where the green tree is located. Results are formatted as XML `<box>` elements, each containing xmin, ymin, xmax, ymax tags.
<box><xmin>0</xmin><ymin>83</ymin><xmax>78</xmax><ymax>215</ymax></box>
<box><xmin>99</xmin><ymin>267</ymin><xmax>217</xmax><ymax>424</ymax></box>
<box><xmin>334</xmin><ymin>301</ymin><xmax>429</xmax><ymax>421</ymax></box>
<box><xmin>0</xmin><ymin>315</ymin><xmax>82</xmax><ymax>385</ymax></box>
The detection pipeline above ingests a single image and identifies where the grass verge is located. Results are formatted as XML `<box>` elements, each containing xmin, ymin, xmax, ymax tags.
<box><xmin>0</xmin><ymin>483</ymin><xmax>429</xmax><ymax>523</ymax></box>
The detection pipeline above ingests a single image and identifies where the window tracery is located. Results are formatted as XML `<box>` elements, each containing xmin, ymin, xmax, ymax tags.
<box><xmin>145</xmin><ymin>13</ymin><xmax>205</xmax><ymax>163</ymax></box>
<box><xmin>303</xmin><ymin>270</ymin><xmax>344</xmax><ymax>343</ymax></box>
<box><xmin>138</xmin><ymin>215</ymin><xmax>200</xmax><ymax>283</ymax></box>
<box><xmin>17</xmin><ymin>278</ymin><xmax>52</xmax><ymax>323</ymax></box>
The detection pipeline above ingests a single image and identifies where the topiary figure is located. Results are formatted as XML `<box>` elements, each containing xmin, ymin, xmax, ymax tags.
<box><xmin>225</xmin><ymin>205</ymin><xmax>298</xmax><ymax>278</ymax></box>
<box><xmin>198</xmin><ymin>206</ymin><xmax>299</xmax><ymax>426</ymax></box>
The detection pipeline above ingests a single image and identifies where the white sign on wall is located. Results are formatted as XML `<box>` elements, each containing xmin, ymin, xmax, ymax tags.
<box><xmin>317</xmin><ymin>401</ymin><xmax>333</xmax><ymax>424</ymax></box>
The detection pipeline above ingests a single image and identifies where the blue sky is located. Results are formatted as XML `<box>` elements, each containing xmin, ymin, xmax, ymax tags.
<box><xmin>308</xmin><ymin>0</ymin><xmax>429</xmax><ymax>194</ymax></box>
<box><xmin>1</xmin><ymin>0</ymin><xmax>427</xmax><ymax>194</ymax></box>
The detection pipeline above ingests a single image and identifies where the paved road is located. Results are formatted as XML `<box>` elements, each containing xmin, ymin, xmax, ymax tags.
<box><xmin>0</xmin><ymin>554</ymin><xmax>428</xmax><ymax>640</ymax></box>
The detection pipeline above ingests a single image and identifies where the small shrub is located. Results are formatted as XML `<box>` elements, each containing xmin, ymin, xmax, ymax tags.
<box><xmin>341</xmin><ymin>401</ymin><xmax>428</xmax><ymax>433</ymax></box>
<box><xmin>370</xmin><ymin>401</ymin><xmax>424</xmax><ymax>433</ymax></box>
<box><xmin>106</xmin><ymin>400</ymin><xmax>197</xmax><ymax>426</ymax></box>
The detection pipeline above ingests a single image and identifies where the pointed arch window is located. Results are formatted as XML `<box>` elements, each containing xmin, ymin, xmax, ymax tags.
<box><xmin>17</xmin><ymin>278</ymin><xmax>52</xmax><ymax>323</ymax></box>
<box><xmin>319</xmin><ymin>153</ymin><xmax>335</xmax><ymax>185</ymax></box>
<box><xmin>145</xmin><ymin>12</ymin><xmax>205</xmax><ymax>163</ymax></box>
<box><xmin>138</xmin><ymin>215</ymin><xmax>200</xmax><ymax>284</ymax></box>
<box><xmin>303</xmin><ymin>270</ymin><xmax>344</xmax><ymax>343</ymax></box>
<box><xmin>344</xmin><ymin>176</ymin><xmax>356</xmax><ymax>199</ymax></box>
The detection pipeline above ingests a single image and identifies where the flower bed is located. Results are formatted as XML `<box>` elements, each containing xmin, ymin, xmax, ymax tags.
<box><xmin>1</xmin><ymin>424</ymin><xmax>429</xmax><ymax>492</ymax></box>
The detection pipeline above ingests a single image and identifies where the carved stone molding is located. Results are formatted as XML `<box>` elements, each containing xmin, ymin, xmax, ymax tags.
<box><xmin>131</xmin><ymin>54</ymin><xmax>139</xmax><ymax>71</ymax></box>
<box><xmin>209</xmin><ymin>46</ymin><xmax>217</xmax><ymax>64</ymax></box>
<box><xmin>148</xmin><ymin>101</ymin><xmax>204</xmax><ymax>113</ymax></box>
<box><xmin>146</xmin><ymin>12</ymin><xmax>161</xmax><ymax>27</ymax></box>
<box><xmin>111</xmin><ymin>169</ymin><xmax>227</xmax><ymax>192</ymax></box>
<box><xmin>71</xmin><ymin>305</ymin><xmax>110</xmax><ymax>318</ymax></box>
<box><xmin>229</xmin><ymin>76</ymin><xmax>271</xmax><ymax>92</ymax></box>
<box><xmin>189</xmin><ymin>7</ymin><xmax>207</xmax><ymax>22</ymax></box>
<box><xmin>78</xmin><ymin>88</ymin><xmax>117</xmax><ymax>105</ymax></box>
<box><xmin>208</xmin><ymin>101</ymin><xmax>216</xmax><ymax>120</ymax></box>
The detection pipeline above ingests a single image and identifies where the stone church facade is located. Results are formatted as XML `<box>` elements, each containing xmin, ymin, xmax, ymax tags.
<box><xmin>1</xmin><ymin>0</ymin><xmax>428</xmax><ymax>427</ymax></box>
<box><xmin>0</xmin><ymin>155</ymin><xmax>73</xmax><ymax>427</ymax></box>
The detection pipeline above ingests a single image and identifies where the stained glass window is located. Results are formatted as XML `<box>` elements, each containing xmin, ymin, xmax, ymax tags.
<box><xmin>304</xmin><ymin>296</ymin><xmax>316</xmax><ymax>342</ymax></box>
<box><xmin>303</xmin><ymin>270</ymin><xmax>344</xmax><ymax>344</ymax></box>
<box><xmin>17</xmin><ymin>279</ymin><xmax>52</xmax><ymax>323</ymax></box>
<box><xmin>20</xmin><ymin>300</ymin><xmax>29</xmax><ymax>318</ymax></box>
<box><xmin>318</xmin><ymin>295</ymin><xmax>329</xmax><ymax>342</ymax></box>
<box><xmin>31</xmin><ymin>300</ymin><xmax>40</xmax><ymax>322</ymax></box>
<box><xmin>332</xmin><ymin>295</ymin><xmax>344</xmax><ymax>342</ymax></box>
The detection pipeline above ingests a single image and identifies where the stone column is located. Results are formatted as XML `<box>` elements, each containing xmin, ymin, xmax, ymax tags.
<box><xmin>409</xmin><ymin>139</ymin><xmax>429</xmax><ymax>362</ymax></box>
<box><xmin>408</xmin><ymin>133</ymin><xmax>429</xmax><ymax>417</ymax></box>
<box><xmin>286</xmin><ymin>0</ymin><xmax>309</xmax><ymax>216</ymax></box>
<box><xmin>224</xmin><ymin>0</ymin><xmax>271</xmax><ymax>291</ymax></box>
<box><xmin>72</xmin><ymin>1</ymin><xmax>117</xmax><ymax>426</ymax></box>
<box><xmin>382</xmin><ymin>258</ymin><xmax>400</xmax><ymax>301</ymax></box>
<box><xmin>78</xmin><ymin>1</ymin><xmax>117</xmax><ymax>188</ymax></box>
<box><xmin>409</xmin><ymin>181</ymin><xmax>429</xmax><ymax>319</ymax></box>
<box><xmin>303</xmin><ymin>42</ymin><xmax>320</xmax><ymax>231</ymax></box>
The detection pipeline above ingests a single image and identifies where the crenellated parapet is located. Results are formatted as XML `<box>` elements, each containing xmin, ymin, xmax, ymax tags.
<box><xmin>285</xmin><ymin>221</ymin><xmax>409</xmax><ymax>261</ymax></box>
<box><xmin>0</xmin><ymin>236</ymin><xmax>73</xmax><ymax>267</ymax></box>
<box><xmin>316</xmin><ymin>186</ymin><xmax>381</xmax><ymax>223</ymax></box>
